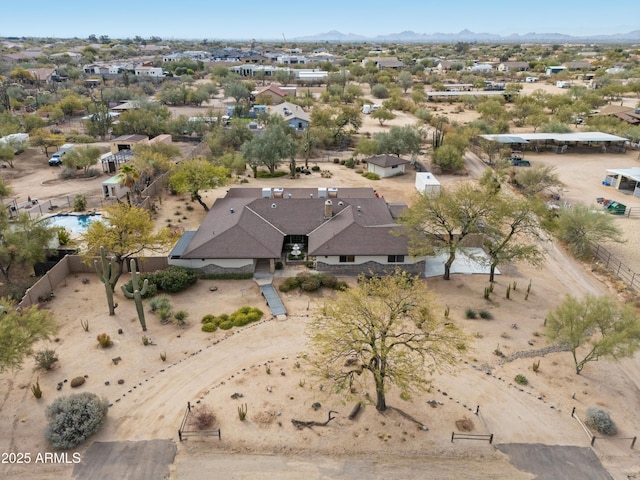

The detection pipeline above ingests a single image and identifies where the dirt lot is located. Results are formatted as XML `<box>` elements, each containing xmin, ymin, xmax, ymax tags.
<box><xmin>1</xmin><ymin>96</ymin><xmax>640</xmax><ymax>479</ymax></box>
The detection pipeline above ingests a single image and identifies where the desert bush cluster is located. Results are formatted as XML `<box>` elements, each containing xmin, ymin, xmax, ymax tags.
<box><xmin>585</xmin><ymin>407</ymin><xmax>617</xmax><ymax>436</ymax></box>
<box><xmin>45</xmin><ymin>393</ymin><xmax>109</xmax><ymax>449</ymax></box>
<box><xmin>279</xmin><ymin>272</ymin><xmax>347</xmax><ymax>293</ymax></box>
<box><xmin>201</xmin><ymin>306</ymin><xmax>264</xmax><ymax>332</ymax></box>
<box><xmin>122</xmin><ymin>266</ymin><xmax>199</xmax><ymax>298</ymax></box>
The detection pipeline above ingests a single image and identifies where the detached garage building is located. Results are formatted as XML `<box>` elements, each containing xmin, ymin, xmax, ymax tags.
<box><xmin>365</xmin><ymin>155</ymin><xmax>411</xmax><ymax>178</ymax></box>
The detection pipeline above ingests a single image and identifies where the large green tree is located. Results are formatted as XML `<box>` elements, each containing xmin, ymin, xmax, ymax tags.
<box><xmin>0</xmin><ymin>211</ymin><xmax>57</xmax><ymax>288</ymax></box>
<box><xmin>400</xmin><ymin>182</ymin><xmax>494</xmax><ymax>280</ymax></box>
<box><xmin>168</xmin><ymin>158</ymin><xmax>230</xmax><ymax>211</ymax></box>
<box><xmin>546</xmin><ymin>294</ymin><xmax>640</xmax><ymax>374</ymax></box>
<box><xmin>482</xmin><ymin>195</ymin><xmax>546</xmax><ymax>282</ymax></box>
<box><xmin>308</xmin><ymin>271</ymin><xmax>467</xmax><ymax>412</ymax></box>
<box><xmin>63</xmin><ymin>146</ymin><xmax>101</xmax><ymax>175</ymax></box>
<box><xmin>0</xmin><ymin>297</ymin><xmax>57</xmax><ymax>372</ymax></box>
<box><xmin>82</xmin><ymin>203</ymin><xmax>175</xmax><ymax>289</ymax></box>
<box><xmin>242</xmin><ymin>124</ymin><xmax>297</xmax><ymax>175</ymax></box>
<box><xmin>374</xmin><ymin>125</ymin><xmax>422</xmax><ymax>157</ymax></box>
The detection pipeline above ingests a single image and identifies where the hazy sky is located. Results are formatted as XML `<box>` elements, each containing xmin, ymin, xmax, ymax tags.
<box><xmin>2</xmin><ymin>0</ymin><xmax>638</xmax><ymax>39</ymax></box>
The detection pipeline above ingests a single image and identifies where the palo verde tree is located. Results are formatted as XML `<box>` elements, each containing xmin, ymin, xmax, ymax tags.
<box><xmin>308</xmin><ymin>270</ymin><xmax>467</xmax><ymax>412</ymax></box>
<box><xmin>168</xmin><ymin>158</ymin><xmax>230</xmax><ymax>211</ymax></box>
<box><xmin>82</xmin><ymin>203</ymin><xmax>175</xmax><ymax>290</ymax></box>
<box><xmin>546</xmin><ymin>294</ymin><xmax>640</xmax><ymax>374</ymax></box>
<box><xmin>551</xmin><ymin>203</ymin><xmax>623</xmax><ymax>260</ymax></box>
<box><xmin>374</xmin><ymin>124</ymin><xmax>422</xmax><ymax>157</ymax></box>
<box><xmin>400</xmin><ymin>182</ymin><xmax>494</xmax><ymax>280</ymax></box>
<box><xmin>0</xmin><ymin>297</ymin><xmax>58</xmax><ymax>372</ymax></box>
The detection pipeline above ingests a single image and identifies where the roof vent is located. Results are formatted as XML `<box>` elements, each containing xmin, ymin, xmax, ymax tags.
<box><xmin>338</xmin><ymin>201</ymin><xmax>344</xmax><ymax>206</ymax></box>
<box><xmin>288</xmin><ymin>193</ymin><xmax>292</xmax><ymax>199</ymax></box>
<box><xmin>357</xmin><ymin>206</ymin><xmax>362</xmax><ymax>212</ymax></box>
<box><xmin>230</xmin><ymin>208</ymin><xmax>235</xmax><ymax>213</ymax></box>
<box><xmin>271</xmin><ymin>203</ymin><xmax>277</xmax><ymax>208</ymax></box>
<box><xmin>309</xmin><ymin>194</ymin><xmax>313</xmax><ymax>198</ymax></box>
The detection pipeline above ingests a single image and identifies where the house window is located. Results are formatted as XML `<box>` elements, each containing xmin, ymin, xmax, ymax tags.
<box><xmin>339</xmin><ymin>255</ymin><xmax>355</xmax><ymax>263</ymax></box>
<box><xmin>387</xmin><ymin>255</ymin><xmax>405</xmax><ymax>263</ymax></box>
<box><xmin>392</xmin><ymin>165</ymin><xmax>398</xmax><ymax>169</ymax></box>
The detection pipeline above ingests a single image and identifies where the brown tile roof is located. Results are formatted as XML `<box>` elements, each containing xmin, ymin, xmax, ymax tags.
<box><xmin>180</xmin><ymin>187</ymin><xmax>408</xmax><ymax>258</ymax></box>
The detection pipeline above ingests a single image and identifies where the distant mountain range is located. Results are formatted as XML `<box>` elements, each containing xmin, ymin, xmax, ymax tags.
<box><xmin>290</xmin><ymin>29</ymin><xmax>640</xmax><ymax>43</ymax></box>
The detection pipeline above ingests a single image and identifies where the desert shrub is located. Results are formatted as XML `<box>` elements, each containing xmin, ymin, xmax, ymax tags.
<box><xmin>84</xmin><ymin>168</ymin><xmax>101</xmax><ymax>178</ymax></box>
<box><xmin>372</xmin><ymin>84</ymin><xmax>389</xmax><ymax>99</ymax></box>
<box><xmin>191</xmin><ymin>405</ymin><xmax>216</xmax><ymax>430</ymax></box>
<box><xmin>344</xmin><ymin>159</ymin><xmax>356</xmax><ymax>169</ymax></box>
<box><xmin>362</xmin><ymin>172</ymin><xmax>380</xmax><ymax>180</ymax></box>
<box><xmin>279</xmin><ymin>277</ymin><xmax>301</xmax><ymax>292</ymax></box>
<box><xmin>333</xmin><ymin>158</ymin><xmax>340</xmax><ymax>164</ymax></box>
<box><xmin>319</xmin><ymin>274</ymin><xmax>338</xmax><ymax>289</ymax></box>
<box><xmin>173</xmin><ymin>310</ymin><xmax>189</xmax><ymax>325</ymax></box>
<box><xmin>585</xmin><ymin>408</ymin><xmax>617</xmax><ymax>436</ymax></box>
<box><xmin>355</xmin><ymin>168</ymin><xmax>364</xmax><ymax>174</ymax></box>
<box><xmin>70</xmin><ymin>376</ymin><xmax>85</xmax><ymax>388</ymax></box>
<box><xmin>478</xmin><ymin>310</ymin><xmax>493</xmax><ymax>320</ymax></box>
<box><xmin>311</xmin><ymin>165</ymin><xmax>320</xmax><ymax>171</ymax></box>
<box><xmin>219</xmin><ymin>320</ymin><xmax>233</xmax><ymax>330</ymax></box>
<box><xmin>60</xmin><ymin>167</ymin><xmax>77</xmax><ymax>179</ymax></box>
<box><xmin>335</xmin><ymin>281</ymin><xmax>349</xmax><ymax>291</ymax></box>
<box><xmin>465</xmin><ymin>308</ymin><xmax>477</xmax><ymax>319</ymax></box>
<box><xmin>201</xmin><ymin>322</ymin><xmax>218</xmax><ymax>332</ymax></box>
<box><xmin>122</xmin><ymin>278</ymin><xmax>158</xmax><ymax>299</ymax></box>
<box><xmin>152</xmin><ymin>266</ymin><xmax>198</xmax><ymax>293</ymax></box>
<box><xmin>96</xmin><ymin>333</ymin><xmax>112</xmax><ymax>348</ymax></box>
<box><xmin>256</xmin><ymin>170</ymin><xmax>287</xmax><ymax>178</ymax></box>
<box><xmin>514</xmin><ymin>374</ymin><xmax>528</xmax><ymax>385</ymax></box>
<box><xmin>275</xmin><ymin>261</ymin><xmax>283</xmax><ymax>270</ymax></box>
<box><xmin>231</xmin><ymin>313</ymin><xmax>250</xmax><ymax>327</ymax></box>
<box><xmin>56</xmin><ymin>228</ymin><xmax>71</xmax><ymax>246</ymax></box>
<box><xmin>73</xmin><ymin>194</ymin><xmax>87</xmax><ymax>212</ymax></box>
<box><xmin>300</xmin><ymin>275</ymin><xmax>322</xmax><ymax>292</ymax></box>
<box><xmin>201</xmin><ymin>314</ymin><xmax>216</xmax><ymax>324</ymax></box>
<box><xmin>45</xmin><ymin>393</ymin><xmax>109</xmax><ymax>449</ymax></box>
<box><xmin>149</xmin><ymin>294</ymin><xmax>171</xmax><ymax>312</ymax></box>
<box><xmin>34</xmin><ymin>349</ymin><xmax>59</xmax><ymax>371</ymax></box>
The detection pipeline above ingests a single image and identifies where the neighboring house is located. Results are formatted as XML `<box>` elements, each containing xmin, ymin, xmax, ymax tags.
<box><xmin>254</xmin><ymin>84</ymin><xmax>291</xmax><ymax>105</ymax></box>
<box><xmin>362</xmin><ymin>56</ymin><xmax>404</xmax><ymax>70</ymax></box>
<box><xmin>169</xmin><ymin>187</ymin><xmax>425</xmax><ymax>276</ymax></box>
<box><xmin>110</xmin><ymin>134</ymin><xmax>149</xmax><ymax>154</ymax></box>
<box><xmin>436</xmin><ymin>60</ymin><xmax>464</xmax><ymax>72</ymax></box>
<box><xmin>565</xmin><ymin>61</ymin><xmax>593</xmax><ymax>71</ymax></box>
<box><xmin>134</xmin><ymin>66</ymin><xmax>164</xmax><ymax>77</ymax></box>
<box><xmin>276</xmin><ymin>55</ymin><xmax>309</xmax><ymax>65</ymax></box>
<box><xmin>268</xmin><ymin>102</ymin><xmax>310</xmax><ymax>131</ymax></box>
<box><xmin>545</xmin><ymin>66</ymin><xmax>568</xmax><ymax>75</ymax></box>
<box><xmin>365</xmin><ymin>155</ymin><xmax>411</xmax><ymax>178</ymax></box>
<box><xmin>498</xmin><ymin>61</ymin><xmax>529</xmax><ymax>72</ymax></box>
<box><xmin>598</xmin><ymin>105</ymin><xmax>640</xmax><ymax>125</ymax></box>
<box><xmin>27</xmin><ymin>67</ymin><xmax>57</xmax><ymax>84</ymax></box>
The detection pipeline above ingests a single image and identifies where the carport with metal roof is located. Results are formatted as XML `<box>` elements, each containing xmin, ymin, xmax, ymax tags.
<box><xmin>478</xmin><ymin>132</ymin><xmax>629</xmax><ymax>154</ymax></box>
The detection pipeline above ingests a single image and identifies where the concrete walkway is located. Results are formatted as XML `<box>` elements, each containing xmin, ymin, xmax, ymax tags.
<box><xmin>254</xmin><ymin>274</ymin><xmax>287</xmax><ymax>317</ymax></box>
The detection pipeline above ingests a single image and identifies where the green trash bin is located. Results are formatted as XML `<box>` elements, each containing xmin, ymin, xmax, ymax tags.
<box><xmin>607</xmin><ymin>202</ymin><xmax>626</xmax><ymax>215</ymax></box>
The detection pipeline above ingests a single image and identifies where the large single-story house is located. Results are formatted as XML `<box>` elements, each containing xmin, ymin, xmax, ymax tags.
<box><xmin>365</xmin><ymin>155</ymin><xmax>411</xmax><ymax>178</ymax></box>
<box><xmin>362</xmin><ymin>57</ymin><xmax>404</xmax><ymax>70</ymax></box>
<box><xmin>169</xmin><ymin>187</ymin><xmax>425</xmax><ymax>276</ymax></box>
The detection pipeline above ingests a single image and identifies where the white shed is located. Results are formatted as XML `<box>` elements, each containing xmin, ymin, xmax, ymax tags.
<box><xmin>102</xmin><ymin>175</ymin><xmax>130</xmax><ymax>201</ymax></box>
<box><xmin>415</xmin><ymin>172</ymin><xmax>441</xmax><ymax>197</ymax></box>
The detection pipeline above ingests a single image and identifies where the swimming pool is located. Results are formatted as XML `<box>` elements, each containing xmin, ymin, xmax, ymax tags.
<box><xmin>45</xmin><ymin>213</ymin><xmax>102</xmax><ymax>234</ymax></box>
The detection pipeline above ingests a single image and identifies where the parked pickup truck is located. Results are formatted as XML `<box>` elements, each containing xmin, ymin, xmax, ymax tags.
<box><xmin>48</xmin><ymin>143</ymin><xmax>74</xmax><ymax>166</ymax></box>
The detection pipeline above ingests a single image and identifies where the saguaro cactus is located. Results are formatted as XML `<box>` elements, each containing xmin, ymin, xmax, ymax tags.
<box><xmin>121</xmin><ymin>259</ymin><xmax>149</xmax><ymax>332</ymax></box>
<box><xmin>95</xmin><ymin>246</ymin><xmax>118</xmax><ymax>315</ymax></box>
